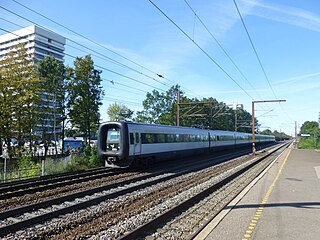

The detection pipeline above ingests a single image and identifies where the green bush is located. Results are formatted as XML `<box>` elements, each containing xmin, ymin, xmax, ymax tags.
<box><xmin>88</xmin><ymin>146</ymin><xmax>102</xmax><ymax>167</ymax></box>
<box><xmin>18</xmin><ymin>155</ymin><xmax>41</xmax><ymax>178</ymax></box>
<box><xmin>2</xmin><ymin>145</ymin><xmax>103</xmax><ymax>182</ymax></box>
<box><xmin>44</xmin><ymin>158</ymin><xmax>70</xmax><ymax>175</ymax></box>
<box><xmin>298</xmin><ymin>137</ymin><xmax>319</xmax><ymax>149</ymax></box>
<box><xmin>64</xmin><ymin>146</ymin><xmax>102</xmax><ymax>171</ymax></box>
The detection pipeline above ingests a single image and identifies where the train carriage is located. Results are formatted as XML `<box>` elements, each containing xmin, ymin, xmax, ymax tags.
<box><xmin>98</xmin><ymin>121</ymin><xmax>275</xmax><ymax>168</ymax></box>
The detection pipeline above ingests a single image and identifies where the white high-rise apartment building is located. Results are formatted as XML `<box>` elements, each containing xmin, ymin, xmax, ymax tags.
<box><xmin>0</xmin><ymin>25</ymin><xmax>65</xmax><ymax>62</ymax></box>
<box><xmin>0</xmin><ymin>25</ymin><xmax>66</xmax><ymax>137</ymax></box>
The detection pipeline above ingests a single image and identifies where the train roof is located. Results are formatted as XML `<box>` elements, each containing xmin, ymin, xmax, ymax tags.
<box><xmin>100</xmin><ymin>121</ymin><xmax>274</xmax><ymax>137</ymax></box>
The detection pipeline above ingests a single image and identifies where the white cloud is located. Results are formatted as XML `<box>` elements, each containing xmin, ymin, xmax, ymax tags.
<box><xmin>242</xmin><ymin>0</ymin><xmax>320</xmax><ymax>32</ymax></box>
<box><xmin>274</xmin><ymin>72</ymin><xmax>320</xmax><ymax>85</ymax></box>
<box><xmin>272</xmin><ymin>72</ymin><xmax>320</xmax><ymax>96</ymax></box>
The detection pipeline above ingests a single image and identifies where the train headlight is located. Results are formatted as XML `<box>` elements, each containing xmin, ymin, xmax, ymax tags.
<box><xmin>108</xmin><ymin>156</ymin><xmax>117</xmax><ymax>162</ymax></box>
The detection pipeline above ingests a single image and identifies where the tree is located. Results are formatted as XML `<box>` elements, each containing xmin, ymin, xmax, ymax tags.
<box><xmin>107</xmin><ymin>103</ymin><xmax>133</xmax><ymax>121</ymax></box>
<box><xmin>300</xmin><ymin>121</ymin><xmax>319</xmax><ymax>135</ymax></box>
<box><xmin>36</xmin><ymin>56</ymin><xmax>66</xmax><ymax>156</ymax></box>
<box><xmin>299</xmin><ymin>121</ymin><xmax>319</xmax><ymax>149</ymax></box>
<box><xmin>134</xmin><ymin>85</ymin><xmax>257</xmax><ymax>132</ymax></box>
<box><xmin>270</xmin><ymin>130</ymin><xmax>291</xmax><ymax>141</ymax></box>
<box><xmin>67</xmin><ymin>55</ymin><xmax>104</xmax><ymax>147</ymax></box>
<box><xmin>0</xmin><ymin>43</ymin><xmax>42</xmax><ymax>158</ymax></box>
<box><xmin>234</xmin><ymin>108</ymin><xmax>254</xmax><ymax>133</ymax></box>
<box><xmin>260</xmin><ymin>129</ymin><xmax>273</xmax><ymax>135</ymax></box>
<box><xmin>134</xmin><ymin>85</ymin><xmax>180</xmax><ymax>125</ymax></box>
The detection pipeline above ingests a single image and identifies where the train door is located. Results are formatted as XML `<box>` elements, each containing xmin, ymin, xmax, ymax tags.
<box><xmin>134</xmin><ymin>132</ymin><xmax>141</xmax><ymax>156</ymax></box>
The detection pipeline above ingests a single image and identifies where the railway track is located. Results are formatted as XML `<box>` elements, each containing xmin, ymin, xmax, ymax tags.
<box><xmin>0</xmin><ymin>143</ymin><xmax>284</xmax><ymax>239</ymax></box>
<box><xmin>0</xmin><ymin>167</ymin><xmax>117</xmax><ymax>198</ymax></box>
<box><xmin>121</xmin><ymin>143</ymin><xmax>289</xmax><ymax>239</ymax></box>
<box><xmin>0</xmin><ymin>167</ymin><xmax>105</xmax><ymax>189</ymax></box>
<box><xmin>0</xmin><ymin>146</ymin><xmax>254</xmax><ymax>213</ymax></box>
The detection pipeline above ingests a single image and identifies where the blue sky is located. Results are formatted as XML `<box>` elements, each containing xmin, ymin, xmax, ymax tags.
<box><xmin>1</xmin><ymin>0</ymin><xmax>320</xmax><ymax>136</ymax></box>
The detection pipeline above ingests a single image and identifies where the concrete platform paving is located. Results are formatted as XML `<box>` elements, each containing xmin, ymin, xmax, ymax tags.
<box><xmin>195</xmin><ymin>147</ymin><xmax>320</xmax><ymax>240</ymax></box>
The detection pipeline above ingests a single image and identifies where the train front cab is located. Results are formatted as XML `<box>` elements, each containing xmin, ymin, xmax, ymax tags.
<box><xmin>98</xmin><ymin>122</ymin><xmax>130</xmax><ymax>168</ymax></box>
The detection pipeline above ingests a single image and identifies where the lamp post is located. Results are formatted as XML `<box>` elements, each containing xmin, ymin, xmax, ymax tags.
<box><xmin>252</xmin><ymin>100</ymin><xmax>286</xmax><ymax>154</ymax></box>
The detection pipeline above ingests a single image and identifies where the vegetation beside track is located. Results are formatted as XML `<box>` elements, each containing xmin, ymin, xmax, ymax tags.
<box><xmin>298</xmin><ymin>121</ymin><xmax>319</xmax><ymax>150</ymax></box>
<box><xmin>0</xmin><ymin>146</ymin><xmax>103</xmax><ymax>182</ymax></box>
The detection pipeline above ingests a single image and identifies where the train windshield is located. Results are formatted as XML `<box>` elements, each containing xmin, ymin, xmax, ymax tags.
<box><xmin>106</xmin><ymin>127</ymin><xmax>120</xmax><ymax>151</ymax></box>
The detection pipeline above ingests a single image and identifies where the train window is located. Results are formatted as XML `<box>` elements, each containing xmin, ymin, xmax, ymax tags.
<box><xmin>196</xmin><ymin>135</ymin><xmax>201</xmax><ymax>142</ymax></box>
<box><xmin>130</xmin><ymin>133</ymin><xmax>134</xmax><ymax>145</ymax></box>
<box><xmin>183</xmin><ymin>134</ymin><xmax>190</xmax><ymax>142</ymax></box>
<box><xmin>157</xmin><ymin>134</ymin><xmax>165</xmax><ymax>143</ymax></box>
<box><xmin>176</xmin><ymin>134</ymin><xmax>183</xmax><ymax>142</ymax></box>
<box><xmin>219</xmin><ymin>135</ymin><xmax>233</xmax><ymax>141</ymax></box>
<box><xmin>167</xmin><ymin>134</ymin><xmax>174</xmax><ymax>143</ymax></box>
<box><xmin>135</xmin><ymin>133</ymin><xmax>140</xmax><ymax>143</ymax></box>
<box><xmin>107</xmin><ymin>128</ymin><xmax>120</xmax><ymax>142</ymax></box>
<box><xmin>203</xmin><ymin>135</ymin><xmax>208</xmax><ymax>141</ymax></box>
<box><xmin>106</xmin><ymin>127</ymin><xmax>120</xmax><ymax>151</ymax></box>
<box><xmin>190</xmin><ymin>134</ymin><xmax>196</xmax><ymax>142</ymax></box>
<box><xmin>146</xmin><ymin>134</ymin><xmax>154</xmax><ymax>143</ymax></box>
<box><xmin>153</xmin><ymin>134</ymin><xmax>159</xmax><ymax>143</ymax></box>
<box><xmin>141</xmin><ymin>133</ymin><xmax>153</xmax><ymax>144</ymax></box>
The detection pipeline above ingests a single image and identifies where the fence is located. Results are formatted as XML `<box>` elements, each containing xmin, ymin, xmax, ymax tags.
<box><xmin>0</xmin><ymin>156</ymin><xmax>72</xmax><ymax>183</ymax></box>
<box><xmin>0</xmin><ymin>166</ymin><xmax>42</xmax><ymax>182</ymax></box>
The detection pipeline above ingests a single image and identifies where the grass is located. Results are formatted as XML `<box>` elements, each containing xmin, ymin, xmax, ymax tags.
<box><xmin>1</xmin><ymin>146</ymin><xmax>103</xmax><ymax>182</ymax></box>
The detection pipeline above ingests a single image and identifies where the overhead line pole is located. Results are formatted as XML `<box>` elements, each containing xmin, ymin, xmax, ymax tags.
<box><xmin>252</xmin><ymin>100</ymin><xmax>286</xmax><ymax>154</ymax></box>
<box><xmin>177</xmin><ymin>86</ymin><xmax>180</xmax><ymax>126</ymax></box>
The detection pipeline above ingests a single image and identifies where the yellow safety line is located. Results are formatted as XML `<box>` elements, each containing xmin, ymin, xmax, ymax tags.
<box><xmin>241</xmin><ymin>148</ymin><xmax>292</xmax><ymax>240</ymax></box>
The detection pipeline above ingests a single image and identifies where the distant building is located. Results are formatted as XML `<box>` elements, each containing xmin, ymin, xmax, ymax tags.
<box><xmin>0</xmin><ymin>25</ymin><xmax>65</xmax><ymax>62</ymax></box>
<box><xmin>0</xmin><ymin>25</ymin><xmax>66</xmax><ymax>137</ymax></box>
<box><xmin>227</xmin><ymin>103</ymin><xmax>244</xmax><ymax>110</ymax></box>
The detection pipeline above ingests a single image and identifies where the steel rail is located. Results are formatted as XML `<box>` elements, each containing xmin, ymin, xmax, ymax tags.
<box><xmin>120</xmin><ymin>143</ymin><xmax>288</xmax><ymax>239</ymax></box>
<box><xmin>0</xmin><ymin>169</ymin><xmax>119</xmax><ymax>199</ymax></box>
<box><xmin>0</xmin><ymin>146</ymin><xmax>262</xmax><ymax>237</ymax></box>
<box><xmin>0</xmin><ymin>167</ymin><xmax>105</xmax><ymax>188</ymax></box>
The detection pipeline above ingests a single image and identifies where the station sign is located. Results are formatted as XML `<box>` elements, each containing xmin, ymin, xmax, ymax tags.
<box><xmin>298</xmin><ymin>133</ymin><xmax>314</xmax><ymax>137</ymax></box>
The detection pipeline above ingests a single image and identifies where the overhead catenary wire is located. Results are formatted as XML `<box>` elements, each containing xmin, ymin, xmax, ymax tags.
<box><xmin>103</xmin><ymin>97</ymin><xmax>142</xmax><ymax>106</ymax></box>
<box><xmin>183</xmin><ymin>0</ymin><xmax>278</xmax><ymax>122</ymax></box>
<box><xmin>0</xmin><ymin>26</ymin><xmax>276</xmax><ymax>129</ymax></box>
<box><xmin>0</xmin><ymin>7</ymin><xmax>169</xmax><ymax>89</ymax></box>
<box><xmin>182</xmin><ymin>1</ymin><xmax>286</xmax><ymax>128</ymax></box>
<box><xmin>0</xmin><ymin>17</ymin><xmax>167</xmax><ymax>94</ymax></box>
<box><xmin>232</xmin><ymin>0</ymin><xmax>277</xmax><ymax>99</ymax></box>
<box><xmin>183</xmin><ymin>0</ymin><xmax>261</xmax><ymax>99</ymax></box>
<box><xmin>7</xmin><ymin>0</ymin><xmax>204</xmax><ymax>99</ymax></box>
<box><xmin>182</xmin><ymin>0</ymin><xmax>287</xmax><ymax>128</ymax></box>
<box><xmin>148</xmin><ymin>0</ymin><xmax>255</xmax><ymax>101</ymax></box>
<box><xmin>232</xmin><ymin>0</ymin><xmax>294</xmax><ymax>122</ymax></box>
<box><xmin>0</xmin><ymin>27</ymin><xmax>145</xmax><ymax>108</ymax></box>
<box><xmin>9</xmin><ymin>0</ymin><xmax>163</xmax><ymax>79</ymax></box>
<box><xmin>0</xmin><ymin>25</ymin><xmax>191</xmax><ymax>110</ymax></box>
<box><xmin>0</xmin><ymin>26</ymin><xmax>156</xmax><ymax>106</ymax></box>
<box><xmin>62</xmin><ymin>52</ymin><xmax>166</xmax><ymax>92</ymax></box>
<box><xmin>0</xmin><ymin>1</ymin><xmax>290</xmax><ymax>128</ymax></box>
<box><xmin>104</xmin><ymin>78</ymin><xmax>148</xmax><ymax>94</ymax></box>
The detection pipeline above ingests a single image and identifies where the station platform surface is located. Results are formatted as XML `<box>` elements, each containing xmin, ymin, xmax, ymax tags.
<box><xmin>195</xmin><ymin>147</ymin><xmax>320</xmax><ymax>240</ymax></box>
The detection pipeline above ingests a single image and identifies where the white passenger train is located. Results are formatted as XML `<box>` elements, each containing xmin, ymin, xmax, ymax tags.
<box><xmin>98</xmin><ymin>121</ymin><xmax>275</xmax><ymax>168</ymax></box>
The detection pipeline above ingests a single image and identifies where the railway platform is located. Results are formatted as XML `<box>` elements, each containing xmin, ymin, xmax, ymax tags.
<box><xmin>195</xmin><ymin>147</ymin><xmax>320</xmax><ymax>240</ymax></box>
